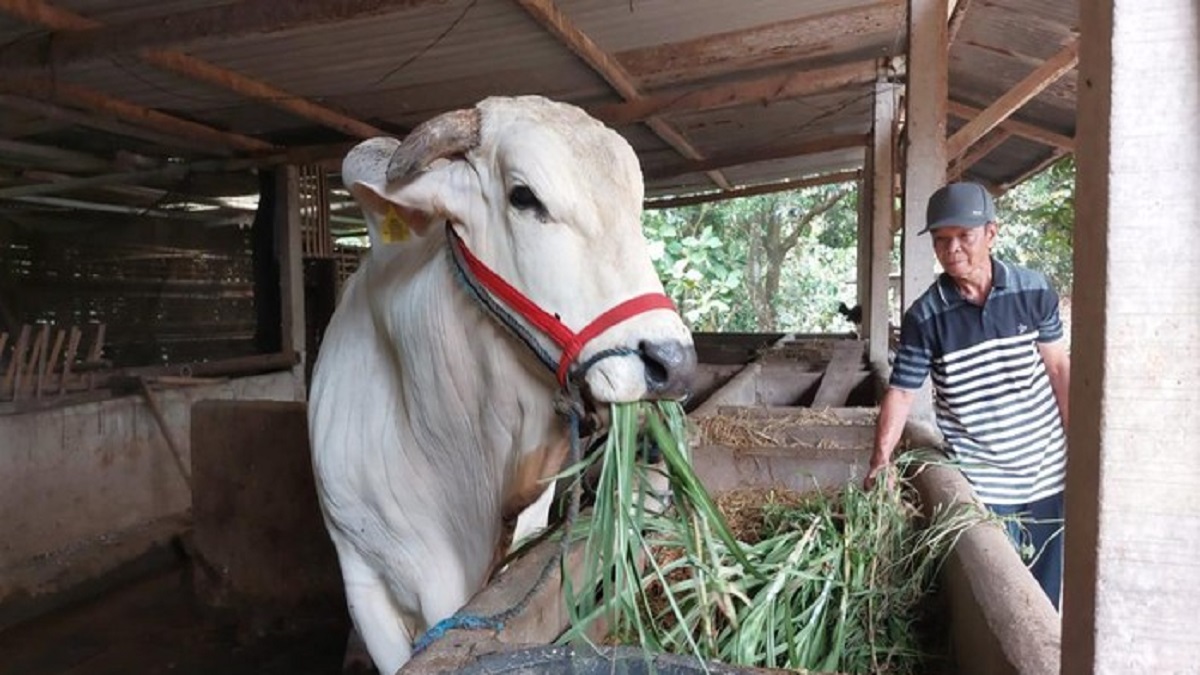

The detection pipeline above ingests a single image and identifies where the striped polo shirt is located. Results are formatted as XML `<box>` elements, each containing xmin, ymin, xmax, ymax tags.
<box><xmin>890</xmin><ymin>258</ymin><xmax>1066</xmax><ymax>505</ymax></box>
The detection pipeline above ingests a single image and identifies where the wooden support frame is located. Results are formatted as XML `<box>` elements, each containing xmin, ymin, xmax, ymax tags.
<box><xmin>514</xmin><ymin>0</ymin><xmax>733</xmax><ymax>191</ymax></box>
<box><xmin>866</xmin><ymin>80</ymin><xmax>898</xmax><ymax>369</ymax></box>
<box><xmin>614</xmin><ymin>1</ymin><xmax>906</xmax><ymax>87</ymax></box>
<box><xmin>947</xmin><ymin>129</ymin><xmax>1013</xmax><ymax>180</ymax></box>
<box><xmin>644</xmin><ymin>170</ymin><xmax>860</xmax><ymax>210</ymax></box>
<box><xmin>948</xmin><ymin>100</ymin><xmax>1075</xmax><ymax>150</ymax></box>
<box><xmin>0</xmin><ymin>0</ymin><xmax>383</xmax><ymax>141</ymax></box>
<box><xmin>646</xmin><ymin>134</ymin><xmax>866</xmax><ymax>181</ymax></box>
<box><xmin>946</xmin><ymin>40</ymin><xmax>1079</xmax><ymax>162</ymax></box>
<box><xmin>0</xmin><ymin>0</ymin><xmax>442</xmax><ymax>74</ymax></box>
<box><xmin>590</xmin><ymin>60</ymin><xmax>883</xmax><ymax>127</ymax></box>
<box><xmin>0</xmin><ymin>77</ymin><xmax>275</xmax><ymax>152</ymax></box>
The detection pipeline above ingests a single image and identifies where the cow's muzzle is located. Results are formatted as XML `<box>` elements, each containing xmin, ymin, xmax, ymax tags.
<box><xmin>638</xmin><ymin>339</ymin><xmax>697</xmax><ymax>399</ymax></box>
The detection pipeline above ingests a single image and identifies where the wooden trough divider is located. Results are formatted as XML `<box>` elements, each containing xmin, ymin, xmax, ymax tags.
<box><xmin>0</xmin><ymin>323</ymin><xmax>108</xmax><ymax>402</ymax></box>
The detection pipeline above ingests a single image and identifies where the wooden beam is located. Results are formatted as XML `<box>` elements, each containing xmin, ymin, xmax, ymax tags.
<box><xmin>0</xmin><ymin>94</ymin><xmax>231</xmax><ymax>155</ymax></box>
<box><xmin>996</xmin><ymin>148</ymin><xmax>1069</xmax><ymax>193</ymax></box>
<box><xmin>0</xmin><ymin>0</ymin><xmax>445</xmax><ymax>73</ymax></box>
<box><xmin>865</xmin><ymin>80</ymin><xmax>897</xmax><ymax>368</ymax></box>
<box><xmin>645</xmin><ymin>170</ymin><xmax>861</xmax><ymax>210</ymax></box>
<box><xmin>0</xmin><ymin>77</ymin><xmax>275</xmax><ymax>152</ymax></box>
<box><xmin>947</xmin><ymin>129</ymin><xmax>1012</xmax><ymax>180</ymax></box>
<box><xmin>0</xmin><ymin>138</ymin><xmax>111</xmax><ymax>171</ymax></box>
<box><xmin>948</xmin><ymin>99</ymin><xmax>1074</xmax><ymax>150</ymax></box>
<box><xmin>647</xmin><ymin>133</ymin><xmax>866</xmax><ymax>181</ymax></box>
<box><xmin>615</xmin><ymin>1</ymin><xmax>905</xmax><ymax>88</ymax></box>
<box><xmin>0</xmin><ymin>0</ymin><xmax>384</xmax><ymax>140</ymax></box>
<box><xmin>945</xmin><ymin>40</ymin><xmax>1079</xmax><ymax>161</ymax></box>
<box><xmin>591</xmin><ymin>59</ymin><xmax>882</xmax><ymax>127</ymax></box>
<box><xmin>514</xmin><ymin>0</ymin><xmax>732</xmax><ymax>190</ymax></box>
<box><xmin>947</xmin><ymin>0</ymin><xmax>972</xmax><ymax>44</ymax></box>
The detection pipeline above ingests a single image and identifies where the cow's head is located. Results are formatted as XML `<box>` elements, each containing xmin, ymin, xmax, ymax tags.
<box><xmin>342</xmin><ymin>96</ymin><xmax>696</xmax><ymax>403</ymax></box>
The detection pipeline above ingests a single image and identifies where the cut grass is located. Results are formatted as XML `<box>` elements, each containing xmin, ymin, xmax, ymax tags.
<box><xmin>558</xmin><ymin>400</ymin><xmax>988</xmax><ymax>674</ymax></box>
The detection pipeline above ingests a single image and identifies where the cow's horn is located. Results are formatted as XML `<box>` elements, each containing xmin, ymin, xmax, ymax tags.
<box><xmin>386</xmin><ymin>108</ymin><xmax>481</xmax><ymax>183</ymax></box>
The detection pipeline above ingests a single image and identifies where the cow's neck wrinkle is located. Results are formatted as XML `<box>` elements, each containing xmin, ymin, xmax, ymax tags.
<box><xmin>366</xmin><ymin>239</ymin><xmax>567</xmax><ymax>516</ymax></box>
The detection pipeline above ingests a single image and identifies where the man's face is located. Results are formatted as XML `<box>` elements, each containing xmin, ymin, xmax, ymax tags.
<box><xmin>931</xmin><ymin>223</ymin><xmax>996</xmax><ymax>281</ymax></box>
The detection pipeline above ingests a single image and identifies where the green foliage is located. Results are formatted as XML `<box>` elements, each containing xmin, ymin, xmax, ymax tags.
<box><xmin>642</xmin><ymin>159</ymin><xmax>1076</xmax><ymax>332</ymax></box>
<box><xmin>993</xmin><ymin>157</ymin><xmax>1076</xmax><ymax>294</ymax></box>
<box><xmin>643</xmin><ymin>183</ymin><xmax>861</xmax><ymax>333</ymax></box>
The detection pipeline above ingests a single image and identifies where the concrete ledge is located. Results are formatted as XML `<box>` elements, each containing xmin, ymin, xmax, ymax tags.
<box><xmin>911</xmin><ymin>463</ymin><xmax>1061</xmax><ymax>675</ymax></box>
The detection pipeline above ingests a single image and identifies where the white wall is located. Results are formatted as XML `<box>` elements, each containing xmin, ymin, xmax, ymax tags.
<box><xmin>0</xmin><ymin>371</ymin><xmax>301</xmax><ymax>613</ymax></box>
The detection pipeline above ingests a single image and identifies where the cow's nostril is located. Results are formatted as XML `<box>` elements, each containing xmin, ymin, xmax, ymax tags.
<box><xmin>638</xmin><ymin>339</ymin><xmax>698</xmax><ymax>398</ymax></box>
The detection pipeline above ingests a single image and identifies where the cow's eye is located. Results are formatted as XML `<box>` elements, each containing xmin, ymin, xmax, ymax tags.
<box><xmin>508</xmin><ymin>185</ymin><xmax>542</xmax><ymax>211</ymax></box>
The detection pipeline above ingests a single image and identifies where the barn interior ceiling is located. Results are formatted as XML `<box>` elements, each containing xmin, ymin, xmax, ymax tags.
<box><xmin>0</xmin><ymin>0</ymin><xmax>1079</xmax><ymax>235</ymax></box>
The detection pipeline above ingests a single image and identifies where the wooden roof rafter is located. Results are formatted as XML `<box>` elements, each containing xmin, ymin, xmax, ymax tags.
<box><xmin>0</xmin><ymin>77</ymin><xmax>275</xmax><ymax>153</ymax></box>
<box><xmin>647</xmin><ymin>134</ymin><xmax>867</xmax><ymax>182</ymax></box>
<box><xmin>0</xmin><ymin>0</ymin><xmax>385</xmax><ymax>141</ymax></box>
<box><xmin>948</xmin><ymin>100</ymin><xmax>1074</xmax><ymax>151</ymax></box>
<box><xmin>0</xmin><ymin>0</ymin><xmax>446</xmax><ymax>75</ymax></box>
<box><xmin>945</xmin><ymin>39</ymin><xmax>1079</xmax><ymax>162</ymax></box>
<box><xmin>513</xmin><ymin>0</ymin><xmax>733</xmax><ymax>190</ymax></box>
<box><xmin>590</xmin><ymin>59</ymin><xmax>887</xmax><ymax>127</ymax></box>
<box><xmin>615</xmin><ymin>1</ymin><xmax>906</xmax><ymax>88</ymax></box>
<box><xmin>645</xmin><ymin>170</ymin><xmax>862</xmax><ymax>210</ymax></box>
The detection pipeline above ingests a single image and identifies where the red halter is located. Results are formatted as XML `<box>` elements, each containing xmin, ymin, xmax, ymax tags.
<box><xmin>447</xmin><ymin>228</ymin><xmax>677</xmax><ymax>388</ymax></box>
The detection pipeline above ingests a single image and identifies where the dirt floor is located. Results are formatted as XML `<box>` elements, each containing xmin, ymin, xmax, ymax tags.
<box><xmin>0</xmin><ymin>568</ymin><xmax>347</xmax><ymax>675</ymax></box>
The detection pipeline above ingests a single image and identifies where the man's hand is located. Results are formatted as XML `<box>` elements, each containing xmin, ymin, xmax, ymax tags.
<box><xmin>863</xmin><ymin>451</ymin><xmax>895</xmax><ymax>490</ymax></box>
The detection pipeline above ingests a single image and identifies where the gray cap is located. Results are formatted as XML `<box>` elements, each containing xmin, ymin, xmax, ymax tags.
<box><xmin>922</xmin><ymin>182</ymin><xmax>996</xmax><ymax>234</ymax></box>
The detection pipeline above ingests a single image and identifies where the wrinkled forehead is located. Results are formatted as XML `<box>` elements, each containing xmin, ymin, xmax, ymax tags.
<box><xmin>480</xmin><ymin>101</ymin><xmax>644</xmax><ymax>208</ymax></box>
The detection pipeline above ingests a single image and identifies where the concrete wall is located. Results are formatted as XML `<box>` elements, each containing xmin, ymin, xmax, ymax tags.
<box><xmin>0</xmin><ymin>371</ymin><xmax>301</xmax><ymax>625</ymax></box>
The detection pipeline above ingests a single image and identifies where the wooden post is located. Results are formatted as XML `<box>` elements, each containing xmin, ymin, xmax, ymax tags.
<box><xmin>1064</xmin><ymin>0</ymin><xmax>1200</xmax><ymax>670</ymax></box>
<box><xmin>275</xmin><ymin>165</ymin><xmax>307</xmax><ymax>399</ymax></box>
<box><xmin>901</xmin><ymin>0</ymin><xmax>948</xmax><ymax>423</ymax></box>
<box><xmin>867</xmin><ymin>79</ymin><xmax>898</xmax><ymax>371</ymax></box>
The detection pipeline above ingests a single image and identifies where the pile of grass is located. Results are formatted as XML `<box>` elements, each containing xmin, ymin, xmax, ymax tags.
<box><xmin>559</xmin><ymin>400</ymin><xmax>986</xmax><ymax>674</ymax></box>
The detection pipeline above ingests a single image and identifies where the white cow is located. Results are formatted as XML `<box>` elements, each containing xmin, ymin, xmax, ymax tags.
<box><xmin>308</xmin><ymin>95</ymin><xmax>696</xmax><ymax>673</ymax></box>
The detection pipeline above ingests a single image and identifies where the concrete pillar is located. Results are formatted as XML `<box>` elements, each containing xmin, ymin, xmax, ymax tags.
<box><xmin>274</xmin><ymin>165</ymin><xmax>307</xmax><ymax>400</ymax></box>
<box><xmin>902</xmin><ymin>0</ymin><xmax>948</xmax><ymax>421</ymax></box>
<box><xmin>1064</xmin><ymin>1</ymin><xmax>1200</xmax><ymax>671</ymax></box>
<box><xmin>867</xmin><ymin>79</ymin><xmax>898</xmax><ymax>370</ymax></box>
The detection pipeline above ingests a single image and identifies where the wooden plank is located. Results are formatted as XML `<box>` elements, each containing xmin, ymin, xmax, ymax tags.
<box><xmin>3</xmin><ymin>325</ymin><xmax>31</xmax><ymax>399</ymax></box>
<box><xmin>0</xmin><ymin>77</ymin><xmax>274</xmax><ymax>153</ymax></box>
<box><xmin>948</xmin><ymin>100</ymin><xmax>1074</xmax><ymax>151</ymax></box>
<box><xmin>811</xmin><ymin>340</ymin><xmax>866</xmax><ymax>407</ymax></box>
<box><xmin>646</xmin><ymin>134</ymin><xmax>867</xmax><ymax>181</ymax></box>
<box><xmin>0</xmin><ymin>1</ymin><xmax>383</xmax><ymax>140</ymax></box>
<box><xmin>591</xmin><ymin>60</ymin><xmax>882</xmax><ymax>127</ymax></box>
<box><xmin>59</xmin><ymin>326</ymin><xmax>81</xmax><ymax>395</ymax></box>
<box><xmin>948</xmin><ymin>129</ymin><xmax>1013</xmax><ymax>180</ymax></box>
<box><xmin>0</xmin><ymin>95</ymin><xmax>229</xmax><ymax>155</ymax></box>
<box><xmin>16</xmin><ymin>325</ymin><xmax>47</xmax><ymax>401</ymax></box>
<box><xmin>0</xmin><ymin>0</ymin><xmax>444</xmax><ymax>73</ymax></box>
<box><xmin>946</xmin><ymin>40</ymin><xmax>1080</xmax><ymax>161</ymax></box>
<box><xmin>645</xmin><ymin>170</ymin><xmax>861</xmax><ymax>210</ymax></box>
<box><xmin>40</xmin><ymin>327</ymin><xmax>65</xmax><ymax>397</ymax></box>
<box><xmin>614</xmin><ymin>1</ymin><xmax>905</xmax><ymax>87</ymax></box>
<box><xmin>947</xmin><ymin>0</ymin><xmax>972</xmax><ymax>44</ymax></box>
<box><xmin>867</xmin><ymin>80</ymin><xmax>897</xmax><ymax>369</ymax></box>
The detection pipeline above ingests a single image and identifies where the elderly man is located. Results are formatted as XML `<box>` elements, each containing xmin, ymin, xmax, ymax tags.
<box><xmin>865</xmin><ymin>181</ymin><xmax>1071</xmax><ymax>609</ymax></box>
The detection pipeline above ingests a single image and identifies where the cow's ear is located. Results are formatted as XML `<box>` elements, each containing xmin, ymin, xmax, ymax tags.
<box><xmin>342</xmin><ymin>138</ymin><xmax>457</xmax><ymax>248</ymax></box>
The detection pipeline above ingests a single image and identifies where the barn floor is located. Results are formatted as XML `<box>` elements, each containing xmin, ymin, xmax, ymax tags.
<box><xmin>0</xmin><ymin>567</ymin><xmax>347</xmax><ymax>675</ymax></box>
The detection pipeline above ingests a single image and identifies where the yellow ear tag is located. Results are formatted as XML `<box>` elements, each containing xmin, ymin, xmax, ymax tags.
<box><xmin>379</xmin><ymin>206</ymin><xmax>411</xmax><ymax>244</ymax></box>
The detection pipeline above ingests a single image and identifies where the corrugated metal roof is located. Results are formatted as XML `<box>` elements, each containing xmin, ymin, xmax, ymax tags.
<box><xmin>0</xmin><ymin>0</ymin><xmax>1078</xmax><ymax>206</ymax></box>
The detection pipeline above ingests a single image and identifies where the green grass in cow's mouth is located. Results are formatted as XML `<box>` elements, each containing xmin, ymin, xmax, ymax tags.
<box><xmin>557</xmin><ymin>402</ymin><xmax>989</xmax><ymax>674</ymax></box>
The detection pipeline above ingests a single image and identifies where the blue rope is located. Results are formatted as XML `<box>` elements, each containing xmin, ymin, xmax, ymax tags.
<box><xmin>411</xmin><ymin>613</ymin><xmax>504</xmax><ymax>656</ymax></box>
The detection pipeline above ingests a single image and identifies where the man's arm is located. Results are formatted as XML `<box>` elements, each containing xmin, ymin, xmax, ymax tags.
<box><xmin>1038</xmin><ymin>340</ymin><xmax>1071</xmax><ymax>430</ymax></box>
<box><xmin>865</xmin><ymin>386</ymin><xmax>916</xmax><ymax>489</ymax></box>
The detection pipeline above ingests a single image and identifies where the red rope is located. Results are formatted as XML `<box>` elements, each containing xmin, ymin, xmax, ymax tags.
<box><xmin>451</xmin><ymin>230</ymin><xmax>677</xmax><ymax>387</ymax></box>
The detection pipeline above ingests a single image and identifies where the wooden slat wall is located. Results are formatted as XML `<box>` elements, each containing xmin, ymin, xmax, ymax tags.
<box><xmin>0</xmin><ymin>219</ymin><xmax>258</xmax><ymax>369</ymax></box>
